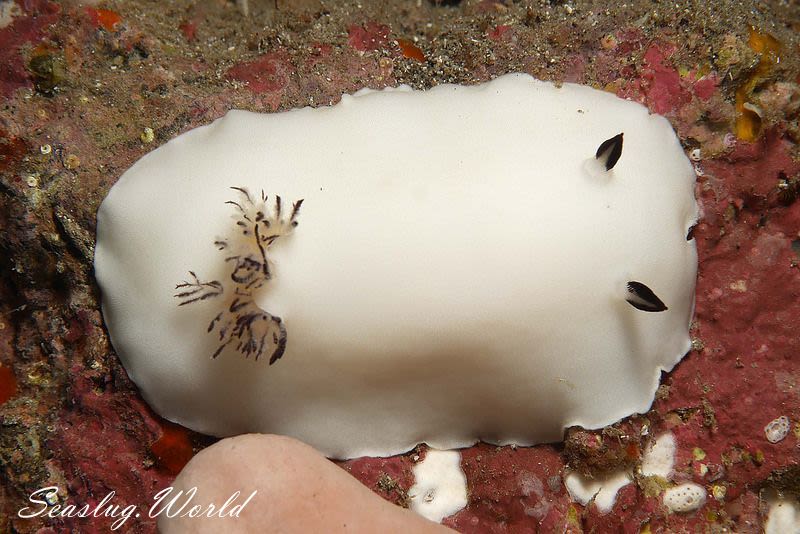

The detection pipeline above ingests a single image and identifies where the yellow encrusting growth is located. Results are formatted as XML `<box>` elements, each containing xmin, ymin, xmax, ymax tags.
<box><xmin>734</xmin><ymin>27</ymin><xmax>781</xmax><ymax>142</ymax></box>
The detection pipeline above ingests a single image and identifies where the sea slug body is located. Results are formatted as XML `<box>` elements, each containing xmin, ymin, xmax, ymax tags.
<box><xmin>95</xmin><ymin>73</ymin><xmax>698</xmax><ymax>459</ymax></box>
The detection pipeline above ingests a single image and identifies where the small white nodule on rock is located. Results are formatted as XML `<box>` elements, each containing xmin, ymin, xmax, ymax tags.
<box><xmin>0</xmin><ymin>0</ymin><xmax>21</xmax><ymax>30</ymax></box>
<box><xmin>765</xmin><ymin>495</ymin><xmax>800</xmax><ymax>534</ymax></box>
<box><xmin>764</xmin><ymin>416</ymin><xmax>791</xmax><ymax>444</ymax></box>
<box><xmin>565</xmin><ymin>470</ymin><xmax>633</xmax><ymax>514</ymax></box>
<box><xmin>640</xmin><ymin>432</ymin><xmax>676</xmax><ymax>478</ymax></box>
<box><xmin>409</xmin><ymin>450</ymin><xmax>468</xmax><ymax>523</ymax></box>
<box><xmin>663</xmin><ymin>482</ymin><xmax>706</xmax><ymax>513</ymax></box>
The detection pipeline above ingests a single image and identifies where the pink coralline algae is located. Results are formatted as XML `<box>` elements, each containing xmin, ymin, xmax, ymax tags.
<box><xmin>618</xmin><ymin>42</ymin><xmax>693</xmax><ymax>115</ymax></box>
<box><xmin>652</xmin><ymin>127</ymin><xmax>800</xmax><ymax>525</ymax></box>
<box><xmin>338</xmin><ymin>453</ymin><xmax>416</xmax><ymax>507</ymax></box>
<box><xmin>693</xmin><ymin>73</ymin><xmax>719</xmax><ymax>101</ymax></box>
<box><xmin>603</xmin><ymin>37</ymin><xmax>722</xmax><ymax>125</ymax></box>
<box><xmin>0</xmin><ymin>0</ymin><xmax>60</xmax><ymax>97</ymax></box>
<box><xmin>446</xmin><ymin>444</ymin><xmax>573</xmax><ymax>532</ymax></box>
<box><xmin>227</xmin><ymin>51</ymin><xmax>294</xmax><ymax>110</ymax></box>
<box><xmin>642</xmin><ymin>43</ymin><xmax>693</xmax><ymax>114</ymax></box>
<box><xmin>347</xmin><ymin>22</ymin><xmax>391</xmax><ymax>52</ymax></box>
<box><xmin>47</xmin><ymin>374</ymin><xmax>177</xmax><ymax>532</ymax></box>
<box><xmin>487</xmin><ymin>24</ymin><xmax>513</xmax><ymax>42</ymax></box>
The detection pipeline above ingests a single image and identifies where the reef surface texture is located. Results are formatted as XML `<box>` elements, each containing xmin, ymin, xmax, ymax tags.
<box><xmin>0</xmin><ymin>0</ymin><xmax>798</xmax><ymax>532</ymax></box>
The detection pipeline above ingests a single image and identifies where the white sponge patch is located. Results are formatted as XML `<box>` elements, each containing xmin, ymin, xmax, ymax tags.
<box><xmin>765</xmin><ymin>496</ymin><xmax>800</xmax><ymax>534</ymax></box>
<box><xmin>409</xmin><ymin>450</ymin><xmax>468</xmax><ymax>523</ymax></box>
<box><xmin>640</xmin><ymin>432</ymin><xmax>676</xmax><ymax>478</ymax></box>
<box><xmin>663</xmin><ymin>482</ymin><xmax>706</xmax><ymax>513</ymax></box>
<box><xmin>565</xmin><ymin>470</ymin><xmax>633</xmax><ymax>514</ymax></box>
<box><xmin>764</xmin><ymin>416</ymin><xmax>791</xmax><ymax>444</ymax></box>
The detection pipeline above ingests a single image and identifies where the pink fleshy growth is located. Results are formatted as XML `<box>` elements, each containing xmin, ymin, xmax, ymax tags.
<box><xmin>641</xmin><ymin>43</ymin><xmax>692</xmax><ymax>114</ymax></box>
<box><xmin>227</xmin><ymin>51</ymin><xmax>293</xmax><ymax>95</ymax></box>
<box><xmin>347</xmin><ymin>22</ymin><xmax>390</xmax><ymax>52</ymax></box>
<box><xmin>0</xmin><ymin>0</ymin><xmax>60</xmax><ymax>97</ymax></box>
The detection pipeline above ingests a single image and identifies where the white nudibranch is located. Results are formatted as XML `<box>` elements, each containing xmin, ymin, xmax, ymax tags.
<box><xmin>94</xmin><ymin>73</ymin><xmax>699</xmax><ymax>459</ymax></box>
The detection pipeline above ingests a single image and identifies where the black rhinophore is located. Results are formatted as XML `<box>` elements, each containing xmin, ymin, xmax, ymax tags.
<box><xmin>596</xmin><ymin>133</ymin><xmax>624</xmax><ymax>171</ymax></box>
<box><xmin>625</xmin><ymin>281</ymin><xmax>668</xmax><ymax>312</ymax></box>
